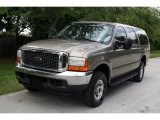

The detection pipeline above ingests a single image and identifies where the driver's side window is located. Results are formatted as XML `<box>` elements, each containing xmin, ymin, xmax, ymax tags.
<box><xmin>115</xmin><ymin>26</ymin><xmax>127</xmax><ymax>41</ymax></box>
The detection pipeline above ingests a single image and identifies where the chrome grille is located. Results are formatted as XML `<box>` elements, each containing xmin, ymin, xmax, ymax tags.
<box><xmin>22</xmin><ymin>49</ymin><xmax>68</xmax><ymax>72</ymax></box>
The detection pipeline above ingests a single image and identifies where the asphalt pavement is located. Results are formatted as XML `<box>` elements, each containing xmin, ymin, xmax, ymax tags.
<box><xmin>0</xmin><ymin>57</ymin><xmax>160</xmax><ymax>113</ymax></box>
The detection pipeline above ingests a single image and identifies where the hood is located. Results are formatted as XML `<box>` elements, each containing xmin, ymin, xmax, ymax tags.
<box><xmin>22</xmin><ymin>39</ymin><xmax>106</xmax><ymax>57</ymax></box>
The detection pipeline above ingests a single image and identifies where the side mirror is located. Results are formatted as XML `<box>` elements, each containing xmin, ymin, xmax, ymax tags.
<box><xmin>122</xmin><ymin>39</ymin><xmax>133</xmax><ymax>50</ymax></box>
<box><xmin>114</xmin><ymin>40</ymin><xmax>123</xmax><ymax>49</ymax></box>
<box><xmin>114</xmin><ymin>39</ymin><xmax>133</xmax><ymax>50</ymax></box>
<box><xmin>114</xmin><ymin>35</ymin><xmax>126</xmax><ymax>49</ymax></box>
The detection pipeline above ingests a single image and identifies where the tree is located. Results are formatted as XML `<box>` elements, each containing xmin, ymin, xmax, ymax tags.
<box><xmin>31</xmin><ymin>7</ymin><xmax>87</xmax><ymax>39</ymax></box>
<box><xmin>0</xmin><ymin>7</ymin><xmax>34</xmax><ymax>51</ymax></box>
<box><xmin>0</xmin><ymin>7</ymin><xmax>160</xmax><ymax>51</ymax></box>
<box><xmin>82</xmin><ymin>7</ymin><xmax>160</xmax><ymax>49</ymax></box>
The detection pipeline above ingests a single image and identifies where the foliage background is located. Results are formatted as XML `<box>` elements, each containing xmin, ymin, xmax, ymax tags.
<box><xmin>0</xmin><ymin>7</ymin><xmax>160</xmax><ymax>57</ymax></box>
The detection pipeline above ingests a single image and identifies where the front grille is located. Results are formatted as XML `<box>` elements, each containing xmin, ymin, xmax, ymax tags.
<box><xmin>22</xmin><ymin>49</ymin><xmax>68</xmax><ymax>72</ymax></box>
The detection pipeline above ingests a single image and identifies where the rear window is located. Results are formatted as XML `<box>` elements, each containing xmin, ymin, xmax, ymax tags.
<box><xmin>135</xmin><ymin>28</ymin><xmax>149</xmax><ymax>45</ymax></box>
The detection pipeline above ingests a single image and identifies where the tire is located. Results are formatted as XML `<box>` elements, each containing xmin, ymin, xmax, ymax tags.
<box><xmin>133</xmin><ymin>61</ymin><xmax>145</xmax><ymax>82</ymax></box>
<box><xmin>24</xmin><ymin>85</ymin><xmax>40</xmax><ymax>92</ymax></box>
<box><xmin>83</xmin><ymin>71</ymin><xmax>107</xmax><ymax>107</ymax></box>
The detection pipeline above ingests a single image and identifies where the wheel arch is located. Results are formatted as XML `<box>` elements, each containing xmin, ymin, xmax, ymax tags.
<box><xmin>93</xmin><ymin>63</ymin><xmax>111</xmax><ymax>84</ymax></box>
<box><xmin>141</xmin><ymin>55</ymin><xmax>146</xmax><ymax>66</ymax></box>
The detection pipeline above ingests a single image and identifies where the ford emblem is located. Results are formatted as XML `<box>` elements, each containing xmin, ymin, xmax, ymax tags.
<box><xmin>34</xmin><ymin>57</ymin><xmax>42</xmax><ymax>62</ymax></box>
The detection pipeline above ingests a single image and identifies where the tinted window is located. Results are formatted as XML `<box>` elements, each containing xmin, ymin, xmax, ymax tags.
<box><xmin>126</xmin><ymin>27</ymin><xmax>138</xmax><ymax>44</ymax></box>
<box><xmin>135</xmin><ymin>29</ymin><xmax>148</xmax><ymax>45</ymax></box>
<box><xmin>115</xmin><ymin>26</ymin><xmax>127</xmax><ymax>41</ymax></box>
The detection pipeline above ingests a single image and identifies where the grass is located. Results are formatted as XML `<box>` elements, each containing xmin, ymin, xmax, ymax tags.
<box><xmin>150</xmin><ymin>51</ymin><xmax>160</xmax><ymax>58</ymax></box>
<box><xmin>0</xmin><ymin>58</ymin><xmax>24</xmax><ymax>96</ymax></box>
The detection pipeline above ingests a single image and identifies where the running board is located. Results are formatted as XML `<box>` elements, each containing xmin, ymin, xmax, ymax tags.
<box><xmin>109</xmin><ymin>72</ymin><xmax>138</xmax><ymax>86</ymax></box>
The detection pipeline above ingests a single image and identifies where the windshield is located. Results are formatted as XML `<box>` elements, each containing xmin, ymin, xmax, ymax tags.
<box><xmin>55</xmin><ymin>23</ymin><xmax>114</xmax><ymax>43</ymax></box>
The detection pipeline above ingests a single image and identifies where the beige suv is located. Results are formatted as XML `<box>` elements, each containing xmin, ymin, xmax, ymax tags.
<box><xmin>15</xmin><ymin>21</ymin><xmax>150</xmax><ymax>107</ymax></box>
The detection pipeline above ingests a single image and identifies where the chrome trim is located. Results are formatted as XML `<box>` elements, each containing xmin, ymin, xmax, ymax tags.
<box><xmin>22</xmin><ymin>47</ymin><xmax>61</xmax><ymax>54</ymax></box>
<box><xmin>58</xmin><ymin>52</ymin><xmax>63</xmax><ymax>70</ymax></box>
<box><xmin>21</xmin><ymin>47</ymin><xmax>69</xmax><ymax>73</ymax></box>
<box><xmin>58</xmin><ymin>52</ymin><xmax>69</xmax><ymax>72</ymax></box>
<box><xmin>16</xmin><ymin>64</ymin><xmax>92</xmax><ymax>86</ymax></box>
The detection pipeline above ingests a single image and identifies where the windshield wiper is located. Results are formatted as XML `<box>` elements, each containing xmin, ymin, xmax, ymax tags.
<box><xmin>80</xmin><ymin>38</ymin><xmax>97</xmax><ymax>42</ymax></box>
<box><xmin>54</xmin><ymin>35</ymin><xmax>73</xmax><ymax>40</ymax></box>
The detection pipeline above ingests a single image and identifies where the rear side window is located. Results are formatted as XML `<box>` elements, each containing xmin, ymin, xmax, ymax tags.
<box><xmin>136</xmin><ymin>29</ymin><xmax>149</xmax><ymax>45</ymax></box>
<box><xmin>115</xmin><ymin>26</ymin><xmax>127</xmax><ymax>41</ymax></box>
<box><xmin>126</xmin><ymin>27</ymin><xmax>138</xmax><ymax>44</ymax></box>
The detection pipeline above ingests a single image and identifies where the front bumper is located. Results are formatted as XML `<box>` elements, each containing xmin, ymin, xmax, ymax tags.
<box><xmin>15</xmin><ymin>65</ymin><xmax>93</xmax><ymax>91</ymax></box>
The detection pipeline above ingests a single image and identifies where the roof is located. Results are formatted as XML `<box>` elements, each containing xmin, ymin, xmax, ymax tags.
<box><xmin>74</xmin><ymin>21</ymin><xmax>141</xmax><ymax>30</ymax></box>
<box><xmin>74</xmin><ymin>21</ymin><xmax>116</xmax><ymax>25</ymax></box>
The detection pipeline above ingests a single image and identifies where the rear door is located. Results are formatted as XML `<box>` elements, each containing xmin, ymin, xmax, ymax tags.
<box><xmin>110</xmin><ymin>26</ymin><xmax>130</xmax><ymax>78</ymax></box>
<box><xmin>136</xmin><ymin>29</ymin><xmax>150</xmax><ymax>63</ymax></box>
<box><xmin>125</xmin><ymin>27</ymin><xmax>141</xmax><ymax>71</ymax></box>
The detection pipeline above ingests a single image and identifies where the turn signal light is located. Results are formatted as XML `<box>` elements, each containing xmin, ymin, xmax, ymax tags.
<box><xmin>68</xmin><ymin>59</ymin><xmax>88</xmax><ymax>72</ymax></box>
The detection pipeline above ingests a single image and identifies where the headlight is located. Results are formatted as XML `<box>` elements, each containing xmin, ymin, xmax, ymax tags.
<box><xmin>68</xmin><ymin>57</ymin><xmax>88</xmax><ymax>72</ymax></box>
<box><xmin>16</xmin><ymin>49</ymin><xmax>22</xmax><ymax>64</ymax></box>
<box><xmin>68</xmin><ymin>57</ymin><xmax>86</xmax><ymax>66</ymax></box>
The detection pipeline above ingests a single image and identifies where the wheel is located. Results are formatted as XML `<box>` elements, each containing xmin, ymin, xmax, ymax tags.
<box><xmin>83</xmin><ymin>71</ymin><xmax>107</xmax><ymax>107</ymax></box>
<box><xmin>23</xmin><ymin>85</ymin><xmax>40</xmax><ymax>92</ymax></box>
<box><xmin>133</xmin><ymin>61</ymin><xmax>145</xmax><ymax>82</ymax></box>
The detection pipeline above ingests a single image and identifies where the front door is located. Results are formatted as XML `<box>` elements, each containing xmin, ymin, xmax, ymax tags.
<box><xmin>110</xmin><ymin>26</ymin><xmax>130</xmax><ymax>78</ymax></box>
